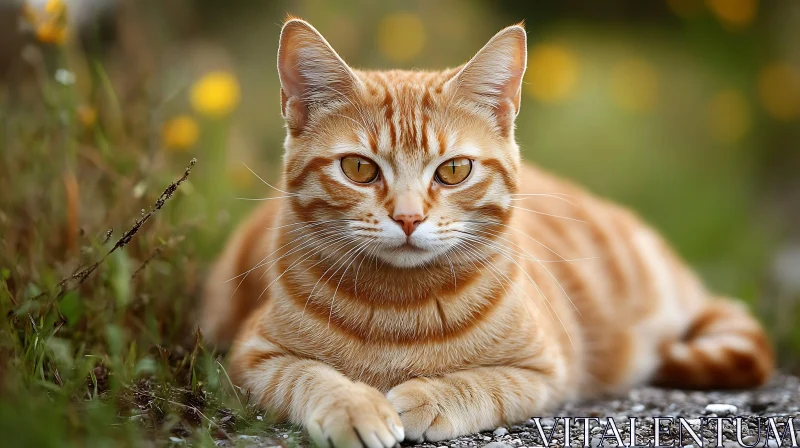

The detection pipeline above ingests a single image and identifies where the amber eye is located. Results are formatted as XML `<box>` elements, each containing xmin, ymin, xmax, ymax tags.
<box><xmin>341</xmin><ymin>156</ymin><xmax>379</xmax><ymax>183</ymax></box>
<box><xmin>435</xmin><ymin>157</ymin><xmax>472</xmax><ymax>185</ymax></box>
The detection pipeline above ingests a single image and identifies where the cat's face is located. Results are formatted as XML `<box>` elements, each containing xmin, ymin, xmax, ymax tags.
<box><xmin>277</xmin><ymin>20</ymin><xmax>527</xmax><ymax>268</ymax></box>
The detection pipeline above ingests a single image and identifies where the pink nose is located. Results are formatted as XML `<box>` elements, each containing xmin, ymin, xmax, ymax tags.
<box><xmin>393</xmin><ymin>214</ymin><xmax>425</xmax><ymax>236</ymax></box>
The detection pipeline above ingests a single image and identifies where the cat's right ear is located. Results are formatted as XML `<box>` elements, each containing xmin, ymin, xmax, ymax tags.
<box><xmin>277</xmin><ymin>19</ymin><xmax>360</xmax><ymax>135</ymax></box>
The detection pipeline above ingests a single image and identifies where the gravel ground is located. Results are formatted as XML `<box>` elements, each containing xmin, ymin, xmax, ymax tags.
<box><xmin>230</xmin><ymin>374</ymin><xmax>800</xmax><ymax>447</ymax></box>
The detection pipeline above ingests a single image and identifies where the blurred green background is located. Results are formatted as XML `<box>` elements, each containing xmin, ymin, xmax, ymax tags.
<box><xmin>1</xmin><ymin>0</ymin><xmax>799</xmax><ymax>446</ymax></box>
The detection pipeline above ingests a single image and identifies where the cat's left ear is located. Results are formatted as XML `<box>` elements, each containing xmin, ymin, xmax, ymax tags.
<box><xmin>446</xmin><ymin>24</ymin><xmax>527</xmax><ymax>135</ymax></box>
<box><xmin>277</xmin><ymin>18</ymin><xmax>361</xmax><ymax>135</ymax></box>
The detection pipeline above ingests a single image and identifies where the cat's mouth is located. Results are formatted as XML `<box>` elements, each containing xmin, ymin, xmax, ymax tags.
<box><xmin>396</xmin><ymin>241</ymin><xmax>427</xmax><ymax>252</ymax></box>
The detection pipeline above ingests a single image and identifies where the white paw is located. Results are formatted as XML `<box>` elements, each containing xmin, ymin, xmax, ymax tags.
<box><xmin>387</xmin><ymin>379</ymin><xmax>454</xmax><ymax>442</ymax></box>
<box><xmin>307</xmin><ymin>383</ymin><xmax>404</xmax><ymax>448</ymax></box>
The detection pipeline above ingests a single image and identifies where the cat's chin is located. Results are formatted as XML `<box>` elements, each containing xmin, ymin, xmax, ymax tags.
<box><xmin>376</xmin><ymin>244</ymin><xmax>441</xmax><ymax>268</ymax></box>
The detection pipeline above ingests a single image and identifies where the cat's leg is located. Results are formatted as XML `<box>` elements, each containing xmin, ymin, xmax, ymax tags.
<box><xmin>386</xmin><ymin>365</ymin><xmax>564</xmax><ymax>442</ymax></box>
<box><xmin>653</xmin><ymin>297</ymin><xmax>773</xmax><ymax>389</ymax></box>
<box><xmin>230</xmin><ymin>334</ymin><xmax>404</xmax><ymax>448</ymax></box>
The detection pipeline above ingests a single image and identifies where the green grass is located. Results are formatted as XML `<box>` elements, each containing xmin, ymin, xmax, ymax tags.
<box><xmin>0</xmin><ymin>37</ymin><xmax>297</xmax><ymax>447</ymax></box>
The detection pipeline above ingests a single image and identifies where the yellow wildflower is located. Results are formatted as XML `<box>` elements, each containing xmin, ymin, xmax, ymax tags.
<box><xmin>525</xmin><ymin>43</ymin><xmax>579</xmax><ymax>103</ymax></box>
<box><xmin>758</xmin><ymin>64</ymin><xmax>800</xmax><ymax>121</ymax></box>
<box><xmin>708</xmin><ymin>89</ymin><xmax>751</xmax><ymax>144</ymax></box>
<box><xmin>189</xmin><ymin>72</ymin><xmax>241</xmax><ymax>118</ymax></box>
<box><xmin>706</xmin><ymin>0</ymin><xmax>757</xmax><ymax>29</ymax></box>
<box><xmin>76</xmin><ymin>104</ymin><xmax>97</xmax><ymax>128</ymax></box>
<box><xmin>45</xmin><ymin>0</ymin><xmax>66</xmax><ymax>16</ymax></box>
<box><xmin>35</xmin><ymin>21</ymin><xmax>68</xmax><ymax>45</ymax></box>
<box><xmin>23</xmin><ymin>0</ymin><xmax>69</xmax><ymax>45</ymax></box>
<box><xmin>377</xmin><ymin>13</ymin><xmax>426</xmax><ymax>62</ymax></box>
<box><xmin>162</xmin><ymin>115</ymin><xmax>200</xmax><ymax>151</ymax></box>
<box><xmin>609</xmin><ymin>58</ymin><xmax>660</xmax><ymax>113</ymax></box>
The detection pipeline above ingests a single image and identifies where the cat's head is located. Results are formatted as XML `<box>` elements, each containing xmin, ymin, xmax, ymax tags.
<box><xmin>277</xmin><ymin>19</ymin><xmax>526</xmax><ymax>268</ymax></box>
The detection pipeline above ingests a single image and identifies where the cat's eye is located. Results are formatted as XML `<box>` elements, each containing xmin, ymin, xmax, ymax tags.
<box><xmin>341</xmin><ymin>156</ymin><xmax>379</xmax><ymax>184</ymax></box>
<box><xmin>435</xmin><ymin>157</ymin><xmax>472</xmax><ymax>185</ymax></box>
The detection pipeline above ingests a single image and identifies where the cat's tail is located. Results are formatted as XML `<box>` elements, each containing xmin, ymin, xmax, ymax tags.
<box><xmin>654</xmin><ymin>298</ymin><xmax>774</xmax><ymax>389</ymax></box>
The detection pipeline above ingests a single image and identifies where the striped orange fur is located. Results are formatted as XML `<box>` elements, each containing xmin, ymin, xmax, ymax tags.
<box><xmin>200</xmin><ymin>19</ymin><xmax>774</xmax><ymax>447</ymax></box>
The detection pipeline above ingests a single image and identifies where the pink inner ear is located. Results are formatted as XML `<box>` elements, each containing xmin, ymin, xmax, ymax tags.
<box><xmin>276</xmin><ymin>20</ymin><xmax>359</xmax><ymax>133</ymax></box>
<box><xmin>277</xmin><ymin>23</ymin><xmax>315</xmax><ymax>102</ymax></box>
<box><xmin>447</xmin><ymin>26</ymin><xmax>527</xmax><ymax>118</ymax></box>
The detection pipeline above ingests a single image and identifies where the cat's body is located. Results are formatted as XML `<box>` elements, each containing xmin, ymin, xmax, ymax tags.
<box><xmin>200</xmin><ymin>19</ymin><xmax>773</xmax><ymax>447</ymax></box>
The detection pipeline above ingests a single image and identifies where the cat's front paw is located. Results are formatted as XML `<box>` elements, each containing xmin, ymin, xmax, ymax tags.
<box><xmin>386</xmin><ymin>378</ymin><xmax>455</xmax><ymax>442</ymax></box>
<box><xmin>307</xmin><ymin>382</ymin><xmax>404</xmax><ymax>448</ymax></box>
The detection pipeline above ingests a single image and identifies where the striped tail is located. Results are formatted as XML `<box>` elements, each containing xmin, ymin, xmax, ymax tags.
<box><xmin>654</xmin><ymin>298</ymin><xmax>774</xmax><ymax>389</ymax></box>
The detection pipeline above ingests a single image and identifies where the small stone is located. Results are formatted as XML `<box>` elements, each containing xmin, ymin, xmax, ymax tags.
<box><xmin>631</xmin><ymin>404</ymin><xmax>645</xmax><ymax>412</ymax></box>
<box><xmin>482</xmin><ymin>443</ymin><xmax>513</xmax><ymax>448</ymax></box>
<box><xmin>493</xmin><ymin>427</ymin><xmax>509</xmax><ymax>437</ymax></box>
<box><xmin>437</xmin><ymin>446</ymin><xmax>447</xmax><ymax>448</ymax></box>
<box><xmin>704</xmin><ymin>404</ymin><xmax>738</xmax><ymax>416</ymax></box>
<box><xmin>256</xmin><ymin>415</ymin><xmax>263</xmax><ymax>421</ymax></box>
<box><xmin>483</xmin><ymin>436</ymin><xmax>492</xmax><ymax>441</ymax></box>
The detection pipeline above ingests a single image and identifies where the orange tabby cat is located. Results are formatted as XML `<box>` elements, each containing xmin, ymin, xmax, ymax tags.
<box><xmin>200</xmin><ymin>19</ymin><xmax>773</xmax><ymax>447</ymax></box>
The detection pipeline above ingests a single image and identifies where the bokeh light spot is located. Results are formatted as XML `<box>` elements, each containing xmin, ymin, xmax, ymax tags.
<box><xmin>76</xmin><ymin>104</ymin><xmax>97</xmax><ymax>129</ymax></box>
<box><xmin>708</xmin><ymin>89</ymin><xmax>751</xmax><ymax>144</ymax></box>
<box><xmin>377</xmin><ymin>13</ymin><xmax>426</xmax><ymax>63</ymax></box>
<box><xmin>525</xmin><ymin>43</ymin><xmax>579</xmax><ymax>104</ymax></box>
<box><xmin>162</xmin><ymin>115</ymin><xmax>200</xmax><ymax>152</ymax></box>
<box><xmin>706</xmin><ymin>0</ymin><xmax>757</xmax><ymax>29</ymax></box>
<box><xmin>227</xmin><ymin>164</ymin><xmax>255</xmax><ymax>190</ymax></box>
<box><xmin>610</xmin><ymin>58</ymin><xmax>660</xmax><ymax>113</ymax></box>
<box><xmin>667</xmin><ymin>0</ymin><xmax>704</xmax><ymax>19</ymax></box>
<box><xmin>190</xmin><ymin>71</ymin><xmax>241</xmax><ymax>119</ymax></box>
<box><xmin>758</xmin><ymin>63</ymin><xmax>800</xmax><ymax>121</ymax></box>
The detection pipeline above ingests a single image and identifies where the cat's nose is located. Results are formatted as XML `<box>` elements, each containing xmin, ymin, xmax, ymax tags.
<box><xmin>391</xmin><ymin>192</ymin><xmax>426</xmax><ymax>236</ymax></box>
<box><xmin>393</xmin><ymin>213</ymin><xmax>425</xmax><ymax>236</ymax></box>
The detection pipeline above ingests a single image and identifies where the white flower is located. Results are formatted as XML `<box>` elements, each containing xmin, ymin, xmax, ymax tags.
<box><xmin>54</xmin><ymin>68</ymin><xmax>75</xmax><ymax>85</ymax></box>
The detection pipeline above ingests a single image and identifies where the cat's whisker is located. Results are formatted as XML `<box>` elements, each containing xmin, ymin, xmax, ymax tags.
<box><xmin>509</xmin><ymin>193</ymin><xmax>577</xmax><ymax>205</ymax></box>
<box><xmin>284</xmin><ymin>219</ymin><xmax>358</xmax><ymax>235</ymax></box>
<box><xmin>260</xmin><ymin>235</ymin><xmax>357</xmax><ymax>307</ymax></box>
<box><xmin>249</xmin><ymin>230</ymin><xmax>356</xmax><ymax>301</ymax></box>
<box><xmin>235</xmin><ymin>195</ymin><xmax>300</xmax><ymax>201</ymax></box>
<box><xmin>465</xmin><ymin>220</ymin><xmax>583</xmax><ymax>263</ymax></box>
<box><xmin>264</xmin><ymin>218</ymin><xmax>357</xmax><ymax>231</ymax></box>
<box><xmin>353</xmin><ymin>239</ymin><xmax>382</xmax><ymax>299</ymax></box>
<box><xmin>509</xmin><ymin>205</ymin><xmax>587</xmax><ymax>224</ymax></box>
<box><xmin>245</xmin><ymin>225</ymin><xmax>354</xmax><ymax>287</ymax></box>
<box><xmin>253</xmin><ymin>236</ymin><xmax>357</xmax><ymax>313</ymax></box>
<box><xmin>225</xmin><ymin>223</ymin><xmax>349</xmax><ymax>283</ymax></box>
<box><xmin>241</xmin><ymin>162</ymin><xmax>300</xmax><ymax>198</ymax></box>
<box><xmin>455</xmin><ymin>240</ymin><xmax>541</xmax><ymax>336</ymax></box>
<box><xmin>255</xmin><ymin>229</ymin><xmax>355</xmax><ymax>282</ymax></box>
<box><xmin>457</xmin><ymin>229</ymin><xmax>583</xmax><ymax>318</ymax></box>
<box><xmin>225</xmin><ymin>225</ymin><xmax>340</xmax><ymax>303</ymax></box>
<box><xmin>302</xmin><ymin>238</ymin><xmax>363</xmax><ymax>317</ymax></box>
<box><xmin>311</xmin><ymin>85</ymin><xmax>376</xmax><ymax>134</ymax></box>
<box><xmin>455</xmin><ymin>234</ymin><xmax>576</xmax><ymax>350</ymax></box>
<box><xmin>330</xmin><ymin>113</ymin><xmax>370</xmax><ymax>135</ymax></box>
<box><xmin>442</xmin><ymin>250</ymin><xmax>458</xmax><ymax>292</ymax></box>
<box><xmin>328</xmin><ymin>240</ymin><xmax>376</xmax><ymax>327</ymax></box>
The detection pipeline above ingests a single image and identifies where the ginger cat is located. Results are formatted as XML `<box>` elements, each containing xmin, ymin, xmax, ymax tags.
<box><xmin>200</xmin><ymin>19</ymin><xmax>773</xmax><ymax>447</ymax></box>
